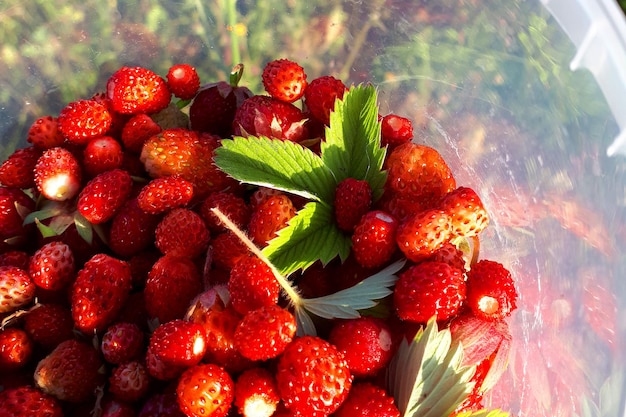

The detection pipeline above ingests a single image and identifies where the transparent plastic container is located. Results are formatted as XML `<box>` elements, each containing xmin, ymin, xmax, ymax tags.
<box><xmin>1</xmin><ymin>1</ymin><xmax>626</xmax><ymax>416</ymax></box>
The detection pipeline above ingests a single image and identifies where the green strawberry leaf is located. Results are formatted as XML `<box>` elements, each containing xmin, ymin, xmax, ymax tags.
<box><xmin>300</xmin><ymin>258</ymin><xmax>405</xmax><ymax>319</ymax></box>
<box><xmin>387</xmin><ymin>317</ymin><xmax>476</xmax><ymax>417</ymax></box>
<box><xmin>262</xmin><ymin>201</ymin><xmax>351</xmax><ymax>275</ymax></box>
<box><xmin>214</xmin><ymin>136</ymin><xmax>336</xmax><ymax>202</ymax></box>
<box><xmin>321</xmin><ymin>84</ymin><xmax>387</xmax><ymax>200</ymax></box>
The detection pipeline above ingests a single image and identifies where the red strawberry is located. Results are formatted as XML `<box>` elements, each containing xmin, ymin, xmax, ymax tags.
<box><xmin>234</xmin><ymin>367</ymin><xmax>280</xmax><ymax>417</ymax></box>
<box><xmin>262</xmin><ymin>58</ymin><xmax>308</xmax><ymax>103</ymax></box>
<box><xmin>106</xmin><ymin>66</ymin><xmax>171</xmax><ymax>115</ymax></box>
<box><xmin>333</xmin><ymin>382</ymin><xmax>400</xmax><ymax>417</ymax></box>
<box><xmin>23</xmin><ymin>303</ymin><xmax>74</xmax><ymax>350</ymax></box>
<box><xmin>380</xmin><ymin>113</ymin><xmax>413</xmax><ymax>149</ymax></box>
<box><xmin>0</xmin><ymin>328</ymin><xmax>33</xmax><ymax>371</ymax></box>
<box><xmin>276</xmin><ymin>335</ymin><xmax>352</xmax><ymax>416</ymax></box>
<box><xmin>120</xmin><ymin>113</ymin><xmax>162</xmax><ymax>154</ymax></box>
<box><xmin>137</xmin><ymin>175</ymin><xmax>194</xmax><ymax>214</ymax></box>
<box><xmin>144</xmin><ymin>255</ymin><xmax>202</xmax><ymax>323</ymax></box>
<box><xmin>439</xmin><ymin>186</ymin><xmax>490</xmax><ymax>238</ymax></box>
<box><xmin>109</xmin><ymin>360</ymin><xmax>151</xmax><ymax>403</ymax></box>
<box><xmin>393</xmin><ymin>261</ymin><xmax>466</xmax><ymax>323</ymax></box>
<box><xmin>234</xmin><ymin>304</ymin><xmax>297</xmax><ymax>361</ymax></box>
<box><xmin>82</xmin><ymin>136</ymin><xmax>124</xmax><ymax>177</ymax></box>
<box><xmin>0</xmin><ymin>385</ymin><xmax>64</xmax><ymax>417</ymax></box>
<box><xmin>166</xmin><ymin>63</ymin><xmax>201</xmax><ymax>100</ymax></box>
<box><xmin>351</xmin><ymin>210</ymin><xmax>399</xmax><ymax>269</ymax></box>
<box><xmin>0</xmin><ymin>187</ymin><xmax>35</xmax><ymax>252</ymax></box>
<box><xmin>210</xmin><ymin>231</ymin><xmax>251</xmax><ymax>271</ymax></box>
<box><xmin>77</xmin><ymin>168</ymin><xmax>133</xmax><ymax>224</ymax></box>
<box><xmin>101</xmin><ymin>322</ymin><xmax>145</xmax><ymax>365</ymax></box>
<box><xmin>27</xmin><ymin>115</ymin><xmax>64</xmax><ymax>149</ymax></box>
<box><xmin>140</xmin><ymin>128</ymin><xmax>233</xmax><ymax>198</ymax></box>
<box><xmin>200</xmin><ymin>191</ymin><xmax>251</xmax><ymax>234</ymax></box>
<box><xmin>249</xmin><ymin>186</ymin><xmax>283</xmax><ymax>210</ymax></box>
<box><xmin>189</xmin><ymin>65</ymin><xmax>254</xmax><ymax>136</ymax></box>
<box><xmin>155</xmin><ymin>208</ymin><xmax>210</xmax><ymax>259</ymax></box>
<box><xmin>0</xmin><ymin>250</ymin><xmax>30</xmax><ymax>270</ymax></box>
<box><xmin>71</xmin><ymin>253</ymin><xmax>133</xmax><ymax>334</ymax></box>
<box><xmin>0</xmin><ymin>266</ymin><xmax>35</xmax><ymax>314</ymax></box>
<box><xmin>57</xmin><ymin>99</ymin><xmax>113</xmax><ymax>145</ymax></box>
<box><xmin>0</xmin><ymin>146</ymin><xmax>41</xmax><ymax>188</ymax></box>
<box><xmin>28</xmin><ymin>241</ymin><xmax>75</xmax><ymax>291</ymax></box>
<box><xmin>232</xmin><ymin>95</ymin><xmax>308</xmax><ymax>142</ymax></box>
<box><xmin>328</xmin><ymin>316</ymin><xmax>394</xmax><ymax>378</ymax></box>
<box><xmin>385</xmin><ymin>142</ymin><xmax>456</xmax><ymax>204</ymax></box>
<box><xmin>228</xmin><ymin>255</ymin><xmax>280</xmax><ymax>315</ymax></box>
<box><xmin>34</xmin><ymin>146</ymin><xmax>82</xmax><ymax>201</ymax></box>
<box><xmin>34</xmin><ymin>339</ymin><xmax>105</xmax><ymax>403</ymax></box>
<box><xmin>427</xmin><ymin>242</ymin><xmax>467</xmax><ymax>271</ymax></box>
<box><xmin>466</xmin><ymin>260</ymin><xmax>517</xmax><ymax>321</ymax></box>
<box><xmin>248</xmin><ymin>193</ymin><xmax>296</xmax><ymax>246</ymax></box>
<box><xmin>108</xmin><ymin>198</ymin><xmax>161</xmax><ymax>258</ymax></box>
<box><xmin>176</xmin><ymin>363</ymin><xmax>235</xmax><ymax>417</ymax></box>
<box><xmin>395</xmin><ymin>208</ymin><xmax>452</xmax><ymax>262</ymax></box>
<box><xmin>334</xmin><ymin>177</ymin><xmax>372</xmax><ymax>232</ymax></box>
<box><xmin>146</xmin><ymin>319</ymin><xmax>207</xmax><ymax>380</ymax></box>
<box><xmin>303</xmin><ymin>75</ymin><xmax>347</xmax><ymax>125</ymax></box>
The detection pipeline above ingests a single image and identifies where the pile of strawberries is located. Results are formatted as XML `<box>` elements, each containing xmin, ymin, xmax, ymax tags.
<box><xmin>0</xmin><ymin>59</ymin><xmax>518</xmax><ymax>417</ymax></box>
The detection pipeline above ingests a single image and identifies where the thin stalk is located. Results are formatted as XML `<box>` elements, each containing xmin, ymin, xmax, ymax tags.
<box><xmin>227</xmin><ymin>0</ymin><xmax>241</xmax><ymax>68</ymax></box>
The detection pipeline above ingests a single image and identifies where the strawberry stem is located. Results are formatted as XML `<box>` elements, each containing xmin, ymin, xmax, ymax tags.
<box><xmin>230</xmin><ymin>63</ymin><xmax>244</xmax><ymax>87</ymax></box>
<box><xmin>210</xmin><ymin>207</ymin><xmax>303</xmax><ymax>307</ymax></box>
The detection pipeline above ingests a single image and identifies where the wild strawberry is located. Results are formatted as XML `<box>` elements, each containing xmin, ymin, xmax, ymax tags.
<box><xmin>466</xmin><ymin>260</ymin><xmax>517</xmax><ymax>321</ymax></box>
<box><xmin>395</xmin><ymin>208</ymin><xmax>452</xmax><ymax>262</ymax></box>
<box><xmin>334</xmin><ymin>177</ymin><xmax>372</xmax><ymax>232</ymax></box>
<box><xmin>34</xmin><ymin>339</ymin><xmax>105</xmax><ymax>403</ymax></box>
<box><xmin>304</xmin><ymin>75</ymin><xmax>347</xmax><ymax>125</ymax></box>
<box><xmin>189</xmin><ymin>65</ymin><xmax>254</xmax><ymax>136</ymax></box>
<box><xmin>137</xmin><ymin>175</ymin><xmax>194</xmax><ymax>214</ymax></box>
<box><xmin>232</xmin><ymin>94</ymin><xmax>308</xmax><ymax>142</ymax></box>
<box><xmin>108</xmin><ymin>198</ymin><xmax>161</xmax><ymax>259</ymax></box>
<box><xmin>28</xmin><ymin>241</ymin><xmax>75</xmax><ymax>291</ymax></box>
<box><xmin>109</xmin><ymin>360</ymin><xmax>151</xmax><ymax>403</ymax></box>
<box><xmin>262</xmin><ymin>58</ymin><xmax>308</xmax><ymax>103</ymax></box>
<box><xmin>379</xmin><ymin>192</ymin><xmax>433</xmax><ymax>222</ymax></box>
<box><xmin>276</xmin><ymin>335</ymin><xmax>353</xmax><ymax>416</ymax></box>
<box><xmin>234</xmin><ymin>367</ymin><xmax>280</xmax><ymax>417</ymax></box>
<box><xmin>439</xmin><ymin>186</ymin><xmax>490</xmax><ymax>238</ymax></box>
<box><xmin>333</xmin><ymin>382</ymin><xmax>401</xmax><ymax>417</ymax></box>
<box><xmin>101</xmin><ymin>322</ymin><xmax>145</xmax><ymax>365</ymax></box>
<box><xmin>155</xmin><ymin>208</ymin><xmax>210</xmax><ymax>258</ymax></box>
<box><xmin>0</xmin><ymin>328</ymin><xmax>33</xmax><ymax>371</ymax></box>
<box><xmin>77</xmin><ymin>168</ymin><xmax>133</xmax><ymax>224</ymax></box>
<box><xmin>0</xmin><ymin>266</ymin><xmax>35</xmax><ymax>314</ymax></box>
<box><xmin>27</xmin><ymin>115</ymin><xmax>64</xmax><ymax>149</ymax></box>
<box><xmin>427</xmin><ymin>242</ymin><xmax>467</xmax><ymax>271</ymax></box>
<box><xmin>249</xmin><ymin>186</ymin><xmax>284</xmax><ymax>210</ymax></box>
<box><xmin>228</xmin><ymin>255</ymin><xmax>280</xmax><ymax>315</ymax></box>
<box><xmin>140</xmin><ymin>128</ymin><xmax>233</xmax><ymax>198</ymax></box>
<box><xmin>120</xmin><ymin>113</ymin><xmax>162</xmax><ymax>154</ymax></box>
<box><xmin>144</xmin><ymin>255</ymin><xmax>202</xmax><ymax>323</ymax></box>
<box><xmin>82</xmin><ymin>136</ymin><xmax>124</xmax><ymax>177</ymax></box>
<box><xmin>200</xmin><ymin>191</ymin><xmax>251</xmax><ymax>234</ymax></box>
<box><xmin>380</xmin><ymin>113</ymin><xmax>413</xmax><ymax>149</ymax></box>
<box><xmin>34</xmin><ymin>146</ymin><xmax>82</xmax><ymax>201</ymax></box>
<box><xmin>328</xmin><ymin>316</ymin><xmax>394</xmax><ymax>378</ymax></box>
<box><xmin>0</xmin><ymin>146</ymin><xmax>41</xmax><ymax>188</ymax></box>
<box><xmin>176</xmin><ymin>363</ymin><xmax>235</xmax><ymax>417</ymax></box>
<box><xmin>146</xmin><ymin>319</ymin><xmax>206</xmax><ymax>380</ymax></box>
<box><xmin>0</xmin><ymin>250</ymin><xmax>30</xmax><ymax>270</ymax></box>
<box><xmin>0</xmin><ymin>187</ymin><xmax>35</xmax><ymax>252</ymax></box>
<box><xmin>385</xmin><ymin>142</ymin><xmax>456</xmax><ymax>203</ymax></box>
<box><xmin>0</xmin><ymin>385</ymin><xmax>64</xmax><ymax>417</ymax></box>
<box><xmin>106</xmin><ymin>66</ymin><xmax>171</xmax><ymax>115</ymax></box>
<box><xmin>234</xmin><ymin>304</ymin><xmax>297</xmax><ymax>361</ymax></box>
<box><xmin>23</xmin><ymin>303</ymin><xmax>74</xmax><ymax>350</ymax></box>
<box><xmin>139</xmin><ymin>392</ymin><xmax>186</xmax><ymax>417</ymax></box>
<box><xmin>57</xmin><ymin>99</ymin><xmax>113</xmax><ymax>145</ymax></box>
<box><xmin>351</xmin><ymin>210</ymin><xmax>399</xmax><ymax>269</ymax></box>
<box><xmin>210</xmin><ymin>232</ymin><xmax>251</xmax><ymax>271</ymax></box>
<box><xmin>71</xmin><ymin>253</ymin><xmax>133</xmax><ymax>334</ymax></box>
<box><xmin>166</xmin><ymin>63</ymin><xmax>201</xmax><ymax>100</ymax></box>
<box><xmin>393</xmin><ymin>261</ymin><xmax>466</xmax><ymax>323</ymax></box>
<box><xmin>248</xmin><ymin>193</ymin><xmax>296</xmax><ymax>246</ymax></box>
